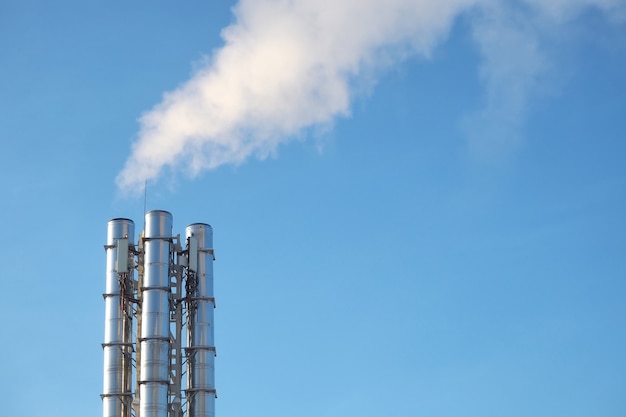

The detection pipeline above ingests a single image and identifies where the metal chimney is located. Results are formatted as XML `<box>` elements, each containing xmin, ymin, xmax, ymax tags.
<box><xmin>140</xmin><ymin>210</ymin><xmax>173</xmax><ymax>417</ymax></box>
<box><xmin>102</xmin><ymin>211</ymin><xmax>216</xmax><ymax>417</ymax></box>
<box><xmin>186</xmin><ymin>224</ymin><xmax>216</xmax><ymax>417</ymax></box>
<box><xmin>102</xmin><ymin>218</ymin><xmax>135</xmax><ymax>417</ymax></box>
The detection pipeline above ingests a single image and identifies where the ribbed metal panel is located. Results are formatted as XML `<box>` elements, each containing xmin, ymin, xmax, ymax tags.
<box><xmin>186</xmin><ymin>223</ymin><xmax>216</xmax><ymax>417</ymax></box>
<box><xmin>103</xmin><ymin>218</ymin><xmax>135</xmax><ymax>417</ymax></box>
<box><xmin>140</xmin><ymin>210</ymin><xmax>173</xmax><ymax>417</ymax></box>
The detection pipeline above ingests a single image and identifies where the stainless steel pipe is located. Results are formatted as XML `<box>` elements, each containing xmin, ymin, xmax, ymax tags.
<box><xmin>186</xmin><ymin>223</ymin><xmax>216</xmax><ymax>417</ymax></box>
<box><xmin>140</xmin><ymin>210</ymin><xmax>173</xmax><ymax>417</ymax></box>
<box><xmin>103</xmin><ymin>218</ymin><xmax>135</xmax><ymax>417</ymax></box>
<box><xmin>103</xmin><ymin>212</ymin><xmax>217</xmax><ymax>417</ymax></box>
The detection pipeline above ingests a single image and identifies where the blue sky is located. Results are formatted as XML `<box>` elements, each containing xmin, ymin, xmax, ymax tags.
<box><xmin>1</xmin><ymin>1</ymin><xmax>626</xmax><ymax>416</ymax></box>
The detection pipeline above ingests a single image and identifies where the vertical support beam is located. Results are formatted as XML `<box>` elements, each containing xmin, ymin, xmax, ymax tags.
<box><xmin>135</xmin><ymin>233</ymin><xmax>145</xmax><ymax>417</ymax></box>
<box><xmin>186</xmin><ymin>224</ymin><xmax>216</xmax><ymax>417</ymax></box>
<box><xmin>169</xmin><ymin>237</ymin><xmax>184</xmax><ymax>417</ymax></box>
<box><xmin>103</xmin><ymin>219</ymin><xmax>135</xmax><ymax>417</ymax></box>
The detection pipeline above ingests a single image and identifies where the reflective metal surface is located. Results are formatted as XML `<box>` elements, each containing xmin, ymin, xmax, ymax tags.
<box><xmin>186</xmin><ymin>223</ymin><xmax>216</xmax><ymax>417</ymax></box>
<box><xmin>140</xmin><ymin>340</ymin><xmax>170</xmax><ymax>381</ymax></box>
<box><xmin>139</xmin><ymin>384</ymin><xmax>169</xmax><ymax>416</ymax></box>
<box><xmin>102</xmin><ymin>213</ymin><xmax>218</xmax><ymax>417</ymax></box>
<box><xmin>103</xmin><ymin>218</ymin><xmax>134</xmax><ymax>417</ymax></box>
<box><xmin>140</xmin><ymin>210</ymin><xmax>173</xmax><ymax>417</ymax></box>
<box><xmin>141</xmin><ymin>290</ymin><xmax>170</xmax><ymax>338</ymax></box>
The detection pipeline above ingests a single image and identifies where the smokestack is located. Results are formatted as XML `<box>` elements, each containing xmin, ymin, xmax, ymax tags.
<box><xmin>102</xmin><ymin>218</ymin><xmax>135</xmax><ymax>417</ymax></box>
<box><xmin>102</xmin><ymin>212</ymin><xmax>216</xmax><ymax>417</ymax></box>
<box><xmin>186</xmin><ymin>224</ymin><xmax>216</xmax><ymax>417</ymax></box>
<box><xmin>140</xmin><ymin>210</ymin><xmax>173</xmax><ymax>417</ymax></box>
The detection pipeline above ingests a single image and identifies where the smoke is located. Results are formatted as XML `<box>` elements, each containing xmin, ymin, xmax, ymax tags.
<box><xmin>464</xmin><ymin>0</ymin><xmax>626</xmax><ymax>159</ymax></box>
<box><xmin>116</xmin><ymin>0</ymin><xmax>625</xmax><ymax>193</ymax></box>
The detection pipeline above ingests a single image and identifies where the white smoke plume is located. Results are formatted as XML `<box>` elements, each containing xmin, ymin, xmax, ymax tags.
<box><xmin>116</xmin><ymin>0</ymin><xmax>625</xmax><ymax>193</ymax></box>
<box><xmin>464</xmin><ymin>0</ymin><xmax>625</xmax><ymax>159</ymax></box>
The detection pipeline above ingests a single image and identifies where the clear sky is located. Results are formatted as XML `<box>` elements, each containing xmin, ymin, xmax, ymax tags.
<box><xmin>1</xmin><ymin>0</ymin><xmax>625</xmax><ymax>416</ymax></box>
